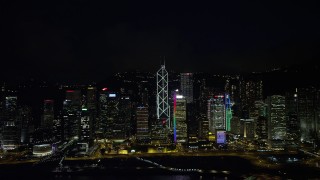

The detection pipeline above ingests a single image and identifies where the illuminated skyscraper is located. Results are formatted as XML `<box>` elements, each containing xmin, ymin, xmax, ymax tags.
<box><xmin>198</xmin><ymin>83</ymin><xmax>216</xmax><ymax>139</ymax></box>
<box><xmin>17</xmin><ymin>106</ymin><xmax>31</xmax><ymax>144</ymax></box>
<box><xmin>86</xmin><ymin>86</ymin><xmax>98</xmax><ymax>136</ymax></box>
<box><xmin>208</xmin><ymin>95</ymin><xmax>225</xmax><ymax>134</ymax></box>
<box><xmin>87</xmin><ymin>87</ymin><xmax>97</xmax><ymax>110</ymax></box>
<box><xmin>63</xmin><ymin>89</ymin><xmax>82</xmax><ymax>140</ymax></box>
<box><xmin>42</xmin><ymin>100</ymin><xmax>54</xmax><ymax>130</ymax></box>
<box><xmin>0</xmin><ymin>96</ymin><xmax>18</xmax><ymax>150</ymax></box>
<box><xmin>118</xmin><ymin>95</ymin><xmax>131</xmax><ymax>139</ymax></box>
<box><xmin>256</xmin><ymin>116</ymin><xmax>268</xmax><ymax>141</ymax></box>
<box><xmin>296</xmin><ymin>88</ymin><xmax>317</xmax><ymax>142</ymax></box>
<box><xmin>97</xmin><ymin>88</ymin><xmax>108</xmax><ymax>136</ymax></box>
<box><xmin>174</xmin><ymin>93</ymin><xmax>188</xmax><ymax>143</ymax></box>
<box><xmin>62</xmin><ymin>99</ymin><xmax>81</xmax><ymax>141</ymax></box>
<box><xmin>180</xmin><ymin>73</ymin><xmax>193</xmax><ymax>103</ymax></box>
<box><xmin>105</xmin><ymin>92</ymin><xmax>119</xmax><ymax>139</ymax></box>
<box><xmin>80</xmin><ymin>108</ymin><xmax>92</xmax><ymax>142</ymax></box>
<box><xmin>225</xmin><ymin>93</ymin><xmax>232</xmax><ymax>131</ymax></box>
<box><xmin>156</xmin><ymin>63</ymin><xmax>170</xmax><ymax>127</ymax></box>
<box><xmin>285</xmin><ymin>89</ymin><xmax>299</xmax><ymax>143</ymax></box>
<box><xmin>239</xmin><ymin>79</ymin><xmax>263</xmax><ymax>118</ymax></box>
<box><xmin>267</xmin><ymin>95</ymin><xmax>286</xmax><ymax>141</ymax></box>
<box><xmin>136</xmin><ymin>106</ymin><xmax>149</xmax><ymax>142</ymax></box>
<box><xmin>66</xmin><ymin>89</ymin><xmax>82</xmax><ymax>109</ymax></box>
<box><xmin>208</xmin><ymin>94</ymin><xmax>232</xmax><ymax>133</ymax></box>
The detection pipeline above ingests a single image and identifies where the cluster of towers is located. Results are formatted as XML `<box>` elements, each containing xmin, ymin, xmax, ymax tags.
<box><xmin>1</xmin><ymin>64</ymin><xmax>320</xmax><ymax>152</ymax></box>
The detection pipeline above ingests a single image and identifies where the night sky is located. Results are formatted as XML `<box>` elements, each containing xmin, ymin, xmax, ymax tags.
<box><xmin>1</xmin><ymin>1</ymin><xmax>320</xmax><ymax>83</ymax></box>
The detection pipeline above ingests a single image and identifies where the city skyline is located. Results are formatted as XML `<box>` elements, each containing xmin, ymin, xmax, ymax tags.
<box><xmin>1</xmin><ymin>62</ymin><xmax>320</xmax><ymax>179</ymax></box>
<box><xmin>1</xmin><ymin>2</ymin><xmax>320</xmax><ymax>178</ymax></box>
<box><xmin>1</xmin><ymin>1</ymin><xmax>320</xmax><ymax>83</ymax></box>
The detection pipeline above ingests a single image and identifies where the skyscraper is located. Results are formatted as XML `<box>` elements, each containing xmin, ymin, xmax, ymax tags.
<box><xmin>105</xmin><ymin>92</ymin><xmax>119</xmax><ymax>139</ymax></box>
<box><xmin>118</xmin><ymin>95</ymin><xmax>131</xmax><ymax>139</ymax></box>
<box><xmin>207</xmin><ymin>94</ymin><xmax>233</xmax><ymax>133</ymax></box>
<box><xmin>0</xmin><ymin>96</ymin><xmax>18</xmax><ymax>150</ymax></box>
<box><xmin>80</xmin><ymin>108</ymin><xmax>92</xmax><ymax>142</ymax></box>
<box><xmin>174</xmin><ymin>94</ymin><xmax>188</xmax><ymax>143</ymax></box>
<box><xmin>42</xmin><ymin>100</ymin><xmax>54</xmax><ymax>130</ymax></box>
<box><xmin>297</xmin><ymin>88</ymin><xmax>317</xmax><ymax>142</ymax></box>
<box><xmin>63</xmin><ymin>89</ymin><xmax>82</xmax><ymax>141</ymax></box>
<box><xmin>267</xmin><ymin>95</ymin><xmax>286</xmax><ymax>141</ymax></box>
<box><xmin>156</xmin><ymin>63</ymin><xmax>170</xmax><ymax>127</ymax></box>
<box><xmin>285</xmin><ymin>89</ymin><xmax>299</xmax><ymax>143</ymax></box>
<box><xmin>86</xmin><ymin>86</ymin><xmax>98</xmax><ymax>137</ymax></box>
<box><xmin>180</xmin><ymin>73</ymin><xmax>193</xmax><ymax>103</ymax></box>
<box><xmin>239</xmin><ymin>79</ymin><xmax>263</xmax><ymax>118</ymax></box>
<box><xmin>97</xmin><ymin>88</ymin><xmax>108</xmax><ymax>136</ymax></box>
<box><xmin>225</xmin><ymin>93</ymin><xmax>232</xmax><ymax>132</ymax></box>
<box><xmin>17</xmin><ymin>106</ymin><xmax>31</xmax><ymax>144</ymax></box>
<box><xmin>136</xmin><ymin>106</ymin><xmax>149</xmax><ymax>143</ymax></box>
<box><xmin>87</xmin><ymin>87</ymin><xmax>97</xmax><ymax>111</ymax></box>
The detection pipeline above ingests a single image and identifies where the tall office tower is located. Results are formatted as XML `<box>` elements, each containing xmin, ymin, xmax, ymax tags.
<box><xmin>105</xmin><ymin>92</ymin><xmax>119</xmax><ymax>139</ymax></box>
<box><xmin>152</xmin><ymin>63</ymin><xmax>170</xmax><ymax>144</ymax></box>
<box><xmin>249</xmin><ymin>101</ymin><xmax>261</xmax><ymax>120</ymax></box>
<box><xmin>97</xmin><ymin>88</ymin><xmax>108</xmax><ymax>136</ymax></box>
<box><xmin>80</xmin><ymin>108</ymin><xmax>92</xmax><ymax>142</ymax></box>
<box><xmin>267</xmin><ymin>95</ymin><xmax>286</xmax><ymax>141</ymax></box>
<box><xmin>66</xmin><ymin>89</ymin><xmax>82</xmax><ymax>110</ymax></box>
<box><xmin>86</xmin><ymin>86</ymin><xmax>98</xmax><ymax>136</ymax></box>
<box><xmin>208</xmin><ymin>95</ymin><xmax>225</xmax><ymax>134</ymax></box>
<box><xmin>141</xmin><ymin>88</ymin><xmax>149</xmax><ymax>106</ymax></box>
<box><xmin>156</xmin><ymin>63</ymin><xmax>170</xmax><ymax>127</ymax></box>
<box><xmin>117</xmin><ymin>95</ymin><xmax>131</xmax><ymax>139</ymax></box>
<box><xmin>207</xmin><ymin>93</ymin><xmax>233</xmax><ymax>134</ymax></box>
<box><xmin>256</xmin><ymin>116</ymin><xmax>268</xmax><ymax>141</ymax></box>
<box><xmin>174</xmin><ymin>94</ymin><xmax>188</xmax><ymax>143</ymax></box>
<box><xmin>87</xmin><ymin>87</ymin><xmax>97</xmax><ymax>110</ymax></box>
<box><xmin>198</xmin><ymin>82</ymin><xmax>217</xmax><ymax>139</ymax></box>
<box><xmin>249</xmin><ymin>101</ymin><xmax>267</xmax><ymax>139</ymax></box>
<box><xmin>230</xmin><ymin>116</ymin><xmax>241</xmax><ymax>135</ymax></box>
<box><xmin>0</xmin><ymin>96</ymin><xmax>18</xmax><ymax>150</ymax></box>
<box><xmin>63</xmin><ymin>89</ymin><xmax>82</xmax><ymax>141</ymax></box>
<box><xmin>225</xmin><ymin>77</ymin><xmax>240</xmax><ymax>116</ymax></box>
<box><xmin>17</xmin><ymin>106</ymin><xmax>31</xmax><ymax>144</ymax></box>
<box><xmin>316</xmin><ymin>90</ymin><xmax>320</xmax><ymax>137</ymax></box>
<box><xmin>239</xmin><ymin>79</ymin><xmax>263</xmax><ymax>117</ymax></box>
<box><xmin>4</xmin><ymin>96</ymin><xmax>17</xmax><ymax>112</ymax></box>
<box><xmin>297</xmin><ymin>88</ymin><xmax>317</xmax><ymax>142</ymax></box>
<box><xmin>225</xmin><ymin>93</ymin><xmax>232</xmax><ymax>132</ymax></box>
<box><xmin>136</xmin><ymin>106</ymin><xmax>149</xmax><ymax>143</ymax></box>
<box><xmin>285</xmin><ymin>89</ymin><xmax>299</xmax><ymax>143</ymax></box>
<box><xmin>63</xmin><ymin>99</ymin><xmax>81</xmax><ymax>141</ymax></box>
<box><xmin>42</xmin><ymin>100</ymin><xmax>54</xmax><ymax>130</ymax></box>
<box><xmin>180</xmin><ymin>73</ymin><xmax>194</xmax><ymax>103</ymax></box>
<box><xmin>53</xmin><ymin>112</ymin><xmax>63</xmax><ymax>141</ymax></box>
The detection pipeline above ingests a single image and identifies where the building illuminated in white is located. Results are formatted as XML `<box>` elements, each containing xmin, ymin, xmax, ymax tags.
<box><xmin>267</xmin><ymin>95</ymin><xmax>286</xmax><ymax>141</ymax></box>
<box><xmin>174</xmin><ymin>94</ymin><xmax>187</xmax><ymax>143</ymax></box>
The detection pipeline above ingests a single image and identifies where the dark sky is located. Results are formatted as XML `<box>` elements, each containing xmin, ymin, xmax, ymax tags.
<box><xmin>1</xmin><ymin>1</ymin><xmax>320</xmax><ymax>83</ymax></box>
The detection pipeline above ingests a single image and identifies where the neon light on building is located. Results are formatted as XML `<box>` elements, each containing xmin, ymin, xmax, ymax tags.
<box><xmin>225</xmin><ymin>93</ymin><xmax>232</xmax><ymax>131</ymax></box>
